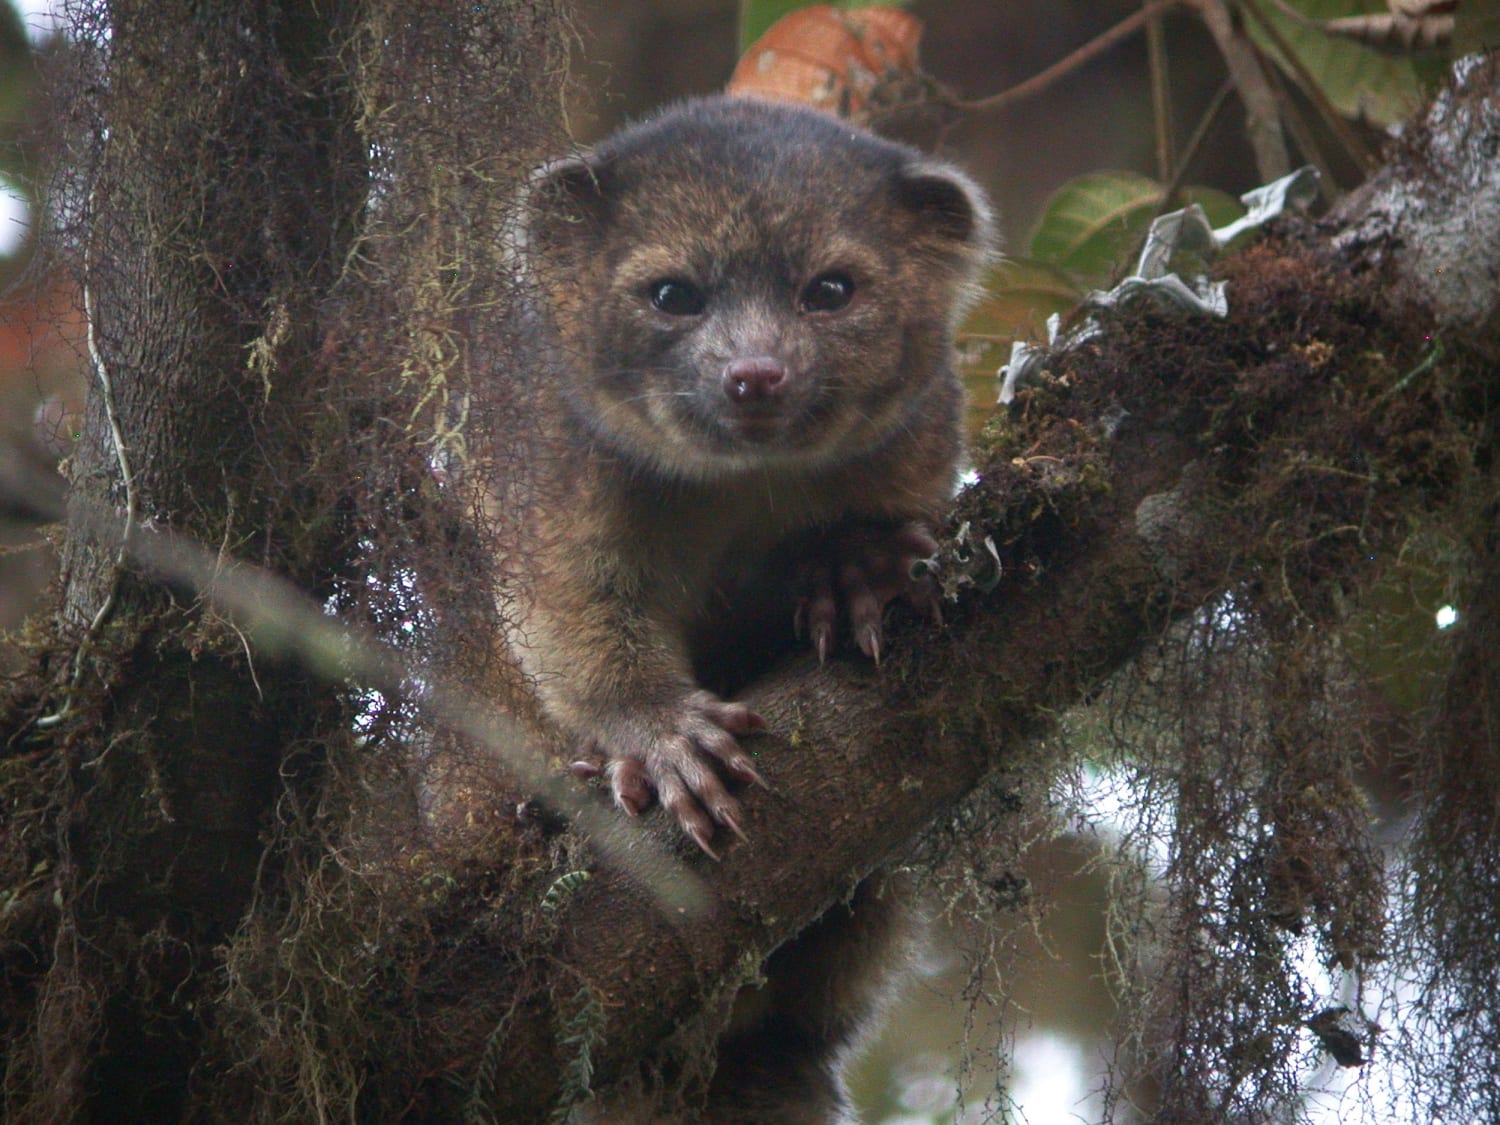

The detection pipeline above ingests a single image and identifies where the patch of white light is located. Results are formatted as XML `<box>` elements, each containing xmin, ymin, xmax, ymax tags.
<box><xmin>8</xmin><ymin>0</ymin><xmax>63</xmax><ymax>43</ymax></box>
<box><xmin>1198</xmin><ymin>587</ymin><xmax>1254</xmax><ymax>641</ymax></box>
<box><xmin>1072</xmin><ymin>760</ymin><xmax>1174</xmax><ymax>876</ymax></box>
<box><xmin>1057</xmin><ymin>699</ymin><xmax>1441</xmax><ymax>1125</ymax></box>
<box><xmin>1290</xmin><ymin>933</ymin><xmax>1361</xmax><ymax>1121</ymax></box>
<box><xmin>872</xmin><ymin>1049</ymin><xmax>964</xmax><ymax>1125</ymax></box>
<box><xmin>1435</xmin><ymin>604</ymin><xmax>1457</xmax><ymax>629</ymax></box>
<box><xmin>876</xmin><ymin>1037</ymin><xmax>1098</xmax><ymax>1125</ymax></box>
<box><xmin>1006</xmin><ymin>1033</ymin><xmax>1097</xmax><ymax>1124</ymax></box>
<box><xmin>1063</xmin><ymin>757</ymin><xmax>1421</xmax><ymax>1124</ymax></box>
<box><xmin>338</xmin><ymin>543</ymin><xmax>434</xmax><ymax>742</ymax></box>
<box><xmin>885</xmin><ymin>1052</ymin><xmax>960</xmax><ymax>1122</ymax></box>
<box><xmin>0</xmin><ymin>179</ymin><xmax>29</xmax><ymax>257</ymax></box>
<box><xmin>1294</xmin><ymin>927</ymin><xmax>1428</xmax><ymax>1124</ymax></box>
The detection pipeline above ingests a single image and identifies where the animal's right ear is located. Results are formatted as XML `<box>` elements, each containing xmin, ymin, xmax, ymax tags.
<box><xmin>515</xmin><ymin>152</ymin><xmax>612</xmax><ymax>265</ymax></box>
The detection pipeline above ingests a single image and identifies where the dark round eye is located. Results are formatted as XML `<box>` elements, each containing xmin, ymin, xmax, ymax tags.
<box><xmin>799</xmin><ymin>272</ymin><xmax>855</xmax><ymax>314</ymax></box>
<box><xmin>648</xmin><ymin>279</ymin><xmax>706</xmax><ymax>317</ymax></box>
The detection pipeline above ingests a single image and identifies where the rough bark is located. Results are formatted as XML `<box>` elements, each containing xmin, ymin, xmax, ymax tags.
<box><xmin>7</xmin><ymin>3</ymin><xmax>388</xmax><ymax>1120</ymax></box>
<box><xmin>3</xmin><ymin>2</ymin><xmax>573</xmax><ymax>1119</ymax></box>
<box><xmin>1</xmin><ymin>1</ymin><xmax>1496</xmax><ymax>1118</ymax></box>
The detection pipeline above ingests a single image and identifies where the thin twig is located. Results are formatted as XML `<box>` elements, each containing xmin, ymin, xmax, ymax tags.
<box><xmin>1257</xmin><ymin>0</ymin><xmax>1318</xmax><ymax>29</ymax></box>
<box><xmin>36</xmin><ymin>185</ymin><xmax>137</xmax><ymax>730</ymax></box>
<box><xmin>1147</xmin><ymin>1</ymin><xmax>1176</xmax><ymax>182</ymax></box>
<box><xmin>1197</xmin><ymin>0</ymin><xmax>1290</xmax><ymax>181</ymax></box>
<box><xmin>1130</xmin><ymin>76</ymin><xmax>1233</xmax><ymax>272</ymax></box>
<box><xmin>1238</xmin><ymin>0</ymin><xmax>1379</xmax><ymax>178</ymax></box>
<box><xmin>949</xmin><ymin>0</ymin><xmax>1184</xmax><ymax>115</ymax></box>
<box><xmin>1163</xmin><ymin>76</ymin><xmax>1235</xmax><ymax>199</ymax></box>
<box><xmin>1256</xmin><ymin>43</ymin><xmax>1341</xmax><ymax>204</ymax></box>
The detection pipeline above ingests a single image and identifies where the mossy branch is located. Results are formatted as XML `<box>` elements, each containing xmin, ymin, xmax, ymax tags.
<box><xmin>406</xmin><ymin>58</ymin><xmax>1500</xmax><ymax>1122</ymax></box>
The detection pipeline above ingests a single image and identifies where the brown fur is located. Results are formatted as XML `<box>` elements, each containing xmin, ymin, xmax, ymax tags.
<box><xmin>579</xmin><ymin>880</ymin><xmax>920</xmax><ymax>1125</ymax></box>
<box><xmin>498</xmin><ymin>96</ymin><xmax>991</xmax><ymax>1121</ymax></box>
<box><xmin>501</xmin><ymin>95</ymin><xmax>992</xmax><ymax>851</ymax></box>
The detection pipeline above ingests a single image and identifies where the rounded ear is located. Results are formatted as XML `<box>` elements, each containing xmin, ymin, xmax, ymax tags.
<box><xmin>528</xmin><ymin>153</ymin><xmax>608</xmax><ymax>219</ymax></box>
<box><xmin>891</xmin><ymin>160</ymin><xmax>996</xmax><ymax>256</ymax></box>
<box><xmin>511</xmin><ymin>151</ymin><xmax>613</xmax><ymax>266</ymax></box>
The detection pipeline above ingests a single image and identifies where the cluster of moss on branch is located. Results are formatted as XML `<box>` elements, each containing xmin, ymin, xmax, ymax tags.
<box><xmin>930</xmin><ymin>226</ymin><xmax>1493</xmax><ymax>1117</ymax></box>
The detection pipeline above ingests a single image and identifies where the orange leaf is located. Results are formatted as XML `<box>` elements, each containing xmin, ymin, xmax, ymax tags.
<box><xmin>727</xmin><ymin>5</ymin><xmax>923</xmax><ymax>122</ymax></box>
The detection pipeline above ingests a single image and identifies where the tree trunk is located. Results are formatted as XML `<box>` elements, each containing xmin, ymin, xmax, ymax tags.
<box><xmin>2</xmin><ymin>2</ymin><xmax>567</xmax><ymax>1120</ymax></box>
<box><xmin>19</xmin><ymin>4</ymin><xmax>369</xmax><ymax>1118</ymax></box>
<box><xmin>1</xmin><ymin>3</ymin><xmax>1496</xmax><ymax>1121</ymax></box>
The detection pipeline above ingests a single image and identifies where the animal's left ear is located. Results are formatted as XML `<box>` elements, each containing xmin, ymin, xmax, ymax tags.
<box><xmin>892</xmin><ymin>160</ymin><xmax>996</xmax><ymax>256</ymax></box>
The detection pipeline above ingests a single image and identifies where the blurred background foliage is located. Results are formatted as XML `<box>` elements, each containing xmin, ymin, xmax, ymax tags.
<box><xmin>0</xmin><ymin>1</ymin><xmax>1491</xmax><ymax>1121</ymax></box>
<box><xmin>0</xmin><ymin>2</ymin><xmax>76</xmax><ymax>673</ymax></box>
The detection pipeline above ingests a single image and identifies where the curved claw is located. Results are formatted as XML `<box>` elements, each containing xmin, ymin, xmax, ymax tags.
<box><xmin>687</xmin><ymin>822</ymin><xmax>721</xmax><ymax>860</ymax></box>
<box><xmin>798</xmin><ymin>519</ymin><xmax>941</xmax><ymax>663</ymax></box>
<box><xmin>718</xmin><ymin>807</ymin><xmax>750</xmax><ymax>845</ymax></box>
<box><xmin>813</xmin><ymin>622</ymin><xmax>834</xmax><ymax>664</ymax></box>
<box><xmin>727</xmin><ymin>753</ymin><xmax>768</xmax><ymax>789</ymax></box>
<box><xmin>608</xmin><ymin>758</ymin><xmax>652</xmax><ymax>817</ymax></box>
<box><xmin>582</xmin><ymin>691</ymin><xmax>766</xmax><ymax>854</ymax></box>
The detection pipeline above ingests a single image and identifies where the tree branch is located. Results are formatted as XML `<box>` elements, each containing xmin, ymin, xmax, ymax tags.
<box><xmin>408</xmin><ymin>56</ymin><xmax>1500</xmax><ymax>1124</ymax></box>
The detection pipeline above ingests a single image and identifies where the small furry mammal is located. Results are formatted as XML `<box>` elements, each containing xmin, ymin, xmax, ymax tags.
<box><xmin>504</xmin><ymin>95</ymin><xmax>992</xmax><ymax>1124</ymax></box>
<box><xmin>506</xmin><ymin>95</ymin><xmax>993</xmax><ymax>855</ymax></box>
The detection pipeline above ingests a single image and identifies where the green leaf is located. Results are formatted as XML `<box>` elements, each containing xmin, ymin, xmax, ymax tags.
<box><xmin>739</xmin><ymin>0</ymin><xmax>809</xmax><ymax>51</ymax></box>
<box><xmin>1247</xmin><ymin>0</ymin><xmax>1424</xmax><ymax>128</ymax></box>
<box><xmin>959</xmin><ymin>257</ymin><xmax>1083</xmax><ymax>433</ymax></box>
<box><xmin>1180</xmin><ymin>186</ymin><xmax>1245</xmax><ymax>231</ymax></box>
<box><xmin>963</xmin><ymin>257</ymin><xmax>1082</xmax><ymax>345</ymax></box>
<box><xmin>1028</xmin><ymin>171</ymin><xmax>1164</xmax><ymax>282</ymax></box>
<box><xmin>737</xmin><ymin>0</ymin><xmax>906</xmax><ymax>54</ymax></box>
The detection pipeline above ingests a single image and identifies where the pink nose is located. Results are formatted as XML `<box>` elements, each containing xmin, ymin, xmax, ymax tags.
<box><xmin>723</xmin><ymin>356</ymin><xmax>787</xmax><ymax>404</ymax></box>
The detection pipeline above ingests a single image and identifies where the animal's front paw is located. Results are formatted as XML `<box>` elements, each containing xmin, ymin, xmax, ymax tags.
<box><xmin>572</xmin><ymin>690</ymin><xmax>766</xmax><ymax>858</ymax></box>
<box><xmin>796</xmin><ymin>521</ymin><xmax>941</xmax><ymax>663</ymax></box>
